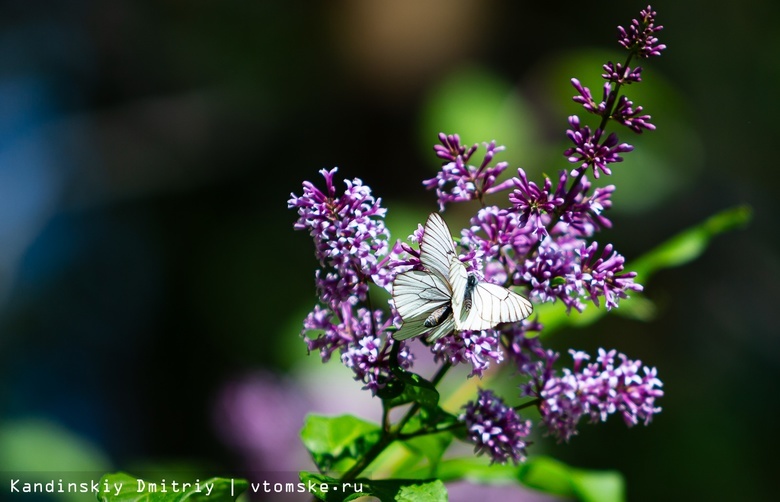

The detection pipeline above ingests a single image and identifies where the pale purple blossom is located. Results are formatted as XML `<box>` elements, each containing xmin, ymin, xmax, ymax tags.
<box><xmin>460</xmin><ymin>206</ymin><xmax>534</xmax><ymax>281</ymax></box>
<box><xmin>432</xmin><ymin>330</ymin><xmax>504</xmax><ymax>378</ymax></box>
<box><xmin>555</xmin><ymin>172</ymin><xmax>614</xmax><ymax>237</ymax></box>
<box><xmin>288</xmin><ymin>167</ymin><xmax>390</xmax><ymax>307</ymax></box>
<box><xmin>573</xmin><ymin>242</ymin><xmax>643</xmax><ymax>309</ymax></box>
<box><xmin>461</xmin><ymin>389</ymin><xmax>532</xmax><ymax>464</ymax></box>
<box><xmin>519</xmin><ymin>347</ymin><xmax>663</xmax><ymax>442</ymax></box>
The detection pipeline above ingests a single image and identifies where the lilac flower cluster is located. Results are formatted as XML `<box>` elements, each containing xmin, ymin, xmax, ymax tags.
<box><xmin>460</xmin><ymin>389</ymin><xmax>532</xmax><ymax>465</ymax></box>
<box><xmin>289</xmin><ymin>5</ymin><xmax>665</xmax><ymax>466</ymax></box>
<box><xmin>423</xmin><ymin>133</ymin><xmax>511</xmax><ymax>211</ymax></box>
<box><xmin>289</xmin><ymin>168</ymin><xmax>413</xmax><ymax>393</ymax></box>
<box><xmin>618</xmin><ymin>5</ymin><xmax>667</xmax><ymax>58</ymax></box>
<box><xmin>518</xmin><ymin>345</ymin><xmax>664</xmax><ymax>442</ymax></box>
<box><xmin>431</xmin><ymin>330</ymin><xmax>504</xmax><ymax>379</ymax></box>
<box><xmin>289</xmin><ymin>167</ymin><xmax>391</xmax><ymax>307</ymax></box>
<box><xmin>428</xmin><ymin>6</ymin><xmax>663</xmax><ymax>461</ymax></box>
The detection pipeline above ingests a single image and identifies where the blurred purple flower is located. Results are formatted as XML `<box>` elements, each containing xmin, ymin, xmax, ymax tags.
<box><xmin>461</xmin><ymin>389</ymin><xmax>532</xmax><ymax>465</ymax></box>
<box><xmin>215</xmin><ymin>372</ymin><xmax>312</xmax><ymax>472</ymax></box>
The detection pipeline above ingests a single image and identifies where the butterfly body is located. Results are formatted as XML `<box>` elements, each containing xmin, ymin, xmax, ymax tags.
<box><xmin>392</xmin><ymin>213</ymin><xmax>533</xmax><ymax>341</ymax></box>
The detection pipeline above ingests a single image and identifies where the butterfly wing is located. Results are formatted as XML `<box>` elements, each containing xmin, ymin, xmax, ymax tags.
<box><xmin>392</xmin><ymin>269</ymin><xmax>451</xmax><ymax>321</ymax></box>
<box><xmin>459</xmin><ymin>282</ymin><xmax>533</xmax><ymax>331</ymax></box>
<box><xmin>393</xmin><ymin>313</ymin><xmax>455</xmax><ymax>341</ymax></box>
<box><xmin>420</xmin><ymin>213</ymin><xmax>457</xmax><ymax>283</ymax></box>
<box><xmin>448</xmin><ymin>254</ymin><xmax>471</xmax><ymax>329</ymax></box>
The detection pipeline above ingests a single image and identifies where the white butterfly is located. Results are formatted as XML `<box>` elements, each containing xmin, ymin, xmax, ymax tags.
<box><xmin>392</xmin><ymin>213</ymin><xmax>532</xmax><ymax>341</ymax></box>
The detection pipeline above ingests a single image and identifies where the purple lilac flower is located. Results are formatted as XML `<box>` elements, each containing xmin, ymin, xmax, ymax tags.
<box><xmin>573</xmin><ymin>242</ymin><xmax>643</xmax><ymax>310</ymax></box>
<box><xmin>302</xmin><ymin>303</ymin><xmax>414</xmax><ymax>394</ymax></box>
<box><xmin>612</xmin><ymin>95</ymin><xmax>656</xmax><ymax>133</ymax></box>
<box><xmin>502</xmin><ymin>319</ymin><xmax>544</xmax><ymax>369</ymax></box>
<box><xmin>288</xmin><ymin>167</ymin><xmax>390</xmax><ymax>307</ymax></box>
<box><xmin>431</xmin><ymin>330</ymin><xmax>504</xmax><ymax>378</ymax></box>
<box><xmin>519</xmin><ymin>347</ymin><xmax>663</xmax><ymax>442</ymax></box>
<box><xmin>459</xmin><ymin>206</ymin><xmax>534</xmax><ymax>281</ymax></box>
<box><xmin>461</xmin><ymin>389</ymin><xmax>532</xmax><ymax>464</ymax></box>
<box><xmin>618</xmin><ymin>5</ymin><xmax>666</xmax><ymax>58</ymax></box>
<box><xmin>602</xmin><ymin>62</ymin><xmax>643</xmax><ymax>84</ymax></box>
<box><xmin>520</xmin><ymin>237</ymin><xmax>585</xmax><ymax>313</ymax></box>
<box><xmin>214</xmin><ymin>372</ymin><xmax>312</xmax><ymax>472</ymax></box>
<box><xmin>424</xmin><ymin>134</ymin><xmax>510</xmax><ymax>210</ymax></box>
<box><xmin>559</xmin><ymin>177</ymin><xmax>614</xmax><ymax>236</ymax></box>
<box><xmin>564</xmin><ymin>116</ymin><xmax>634</xmax><ymax>179</ymax></box>
<box><xmin>571</xmin><ymin>78</ymin><xmax>607</xmax><ymax>116</ymax></box>
<box><xmin>509</xmin><ymin>169</ymin><xmax>564</xmax><ymax>241</ymax></box>
<box><xmin>433</xmin><ymin>132</ymin><xmax>478</xmax><ymax>163</ymax></box>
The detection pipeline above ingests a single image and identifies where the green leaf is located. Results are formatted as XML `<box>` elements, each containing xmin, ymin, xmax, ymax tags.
<box><xmin>534</xmin><ymin>205</ymin><xmax>752</xmax><ymax>336</ymax></box>
<box><xmin>630</xmin><ymin>205</ymin><xmax>752</xmax><ymax>282</ymax></box>
<box><xmin>382</xmin><ymin>366</ymin><xmax>439</xmax><ymax>410</ymax></box>
<box><xmin>300</xmin><ymin>415</ymin><xmax>382</xmax><ymax>473</ymax></box>
<box><xmin>517</xmin><ymin>456</ymin><xmax>577</xmax><ymax>497</ymax></box>
<box><xmin>301</xmin><ymin>472</ymin><xmax>447</xmax><ymax>502</ymax></box>
<box><xmin>0</xmin><ymin>419</ymin><xmax>110</xmax><ymax>472</ymax></box>
<box><xmin>518</xmin><ymin>457</ymin><xmax>625</xmax><ymax>502</ymax></box>
<box><xmin>427</xmin><ymin>456</ymin><xmax>625</xmax><ymax>502</ymax></box>
<box><xmin>570</xmin><ymin>468</ymin><xmax>625</xmax><ymax>502</ymax></box>
<box><xmin>399</xmin><ymin>432</ymin><xmax>453</xmax><ymax>474</ymax></box>
<box><xmin>96</xmin><ymin>472</ymin><xmax>247</xmax><ymax>501</ymax></box>
<box><xmin>432</xmin><ymin>457</ymin><xmax>517</xmax><ymax>484</ymax></box>
<box><xmin>400</xmin><ymin>406</ymin><xmax>459</xmax><ymax>435</ymax></box>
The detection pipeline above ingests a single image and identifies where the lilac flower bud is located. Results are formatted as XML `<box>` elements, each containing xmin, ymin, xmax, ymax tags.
<box><xmin>460</xmin><ymin>389</ymin><xmax>532</xmax><ymax>464</ymax></box>
<box><xmin>424</xmin><ymin>135</ymin><xmax>511</xmax><ymax>210</ymax></box>
<box><xmin>556</xmin><ymin>173</ymin><xmax>614</xmax><ymax>237</ymax></box>
<box><xmin>612</xmin><ymin>95</ymin><xmax>656</xmax><ymax>133</ymax></box>
<box><xmin>331</xmin><ymin>307</ymin><xmax>414</xmax><ymax>394</ymax></box>
<box><xmin>602</xmin><ymin>62</ymin><xmax>643</xmax><ymax>84</ymax></box>
<box><xmin>433</xmin><ymin>132</ymin><xmax>478</xmax><ymax>163</ymax></box>
<box><xmin>521</xmin><ymin>238</ymin><xmax>586</xmax><ymax>313</ymax></box>
<box><xmin>617</xmin><ymin>5</ymin><xmax>666</xmax><ymax>58</ymax></box>
<box><xmin>564</xmin><ymin>116</ymin><xmax>634</xmax><ymax>179</ymax></box>
<box><xmin>571</xmin><ymin>78</ymin><xmax>605</xmax><ymax>116</ymax></box>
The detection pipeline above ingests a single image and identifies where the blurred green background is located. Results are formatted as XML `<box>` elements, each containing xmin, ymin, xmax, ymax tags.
<box><xmin>0</xmin><ymin>1</ymin><xmax>776</xmax><ymax>501</ymax></box>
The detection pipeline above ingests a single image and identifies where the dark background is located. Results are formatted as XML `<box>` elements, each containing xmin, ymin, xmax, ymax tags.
<box><xmin>0</xmin><ymin>1</ymin><xmax>776</xmax><ymax>501</ymax></box>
